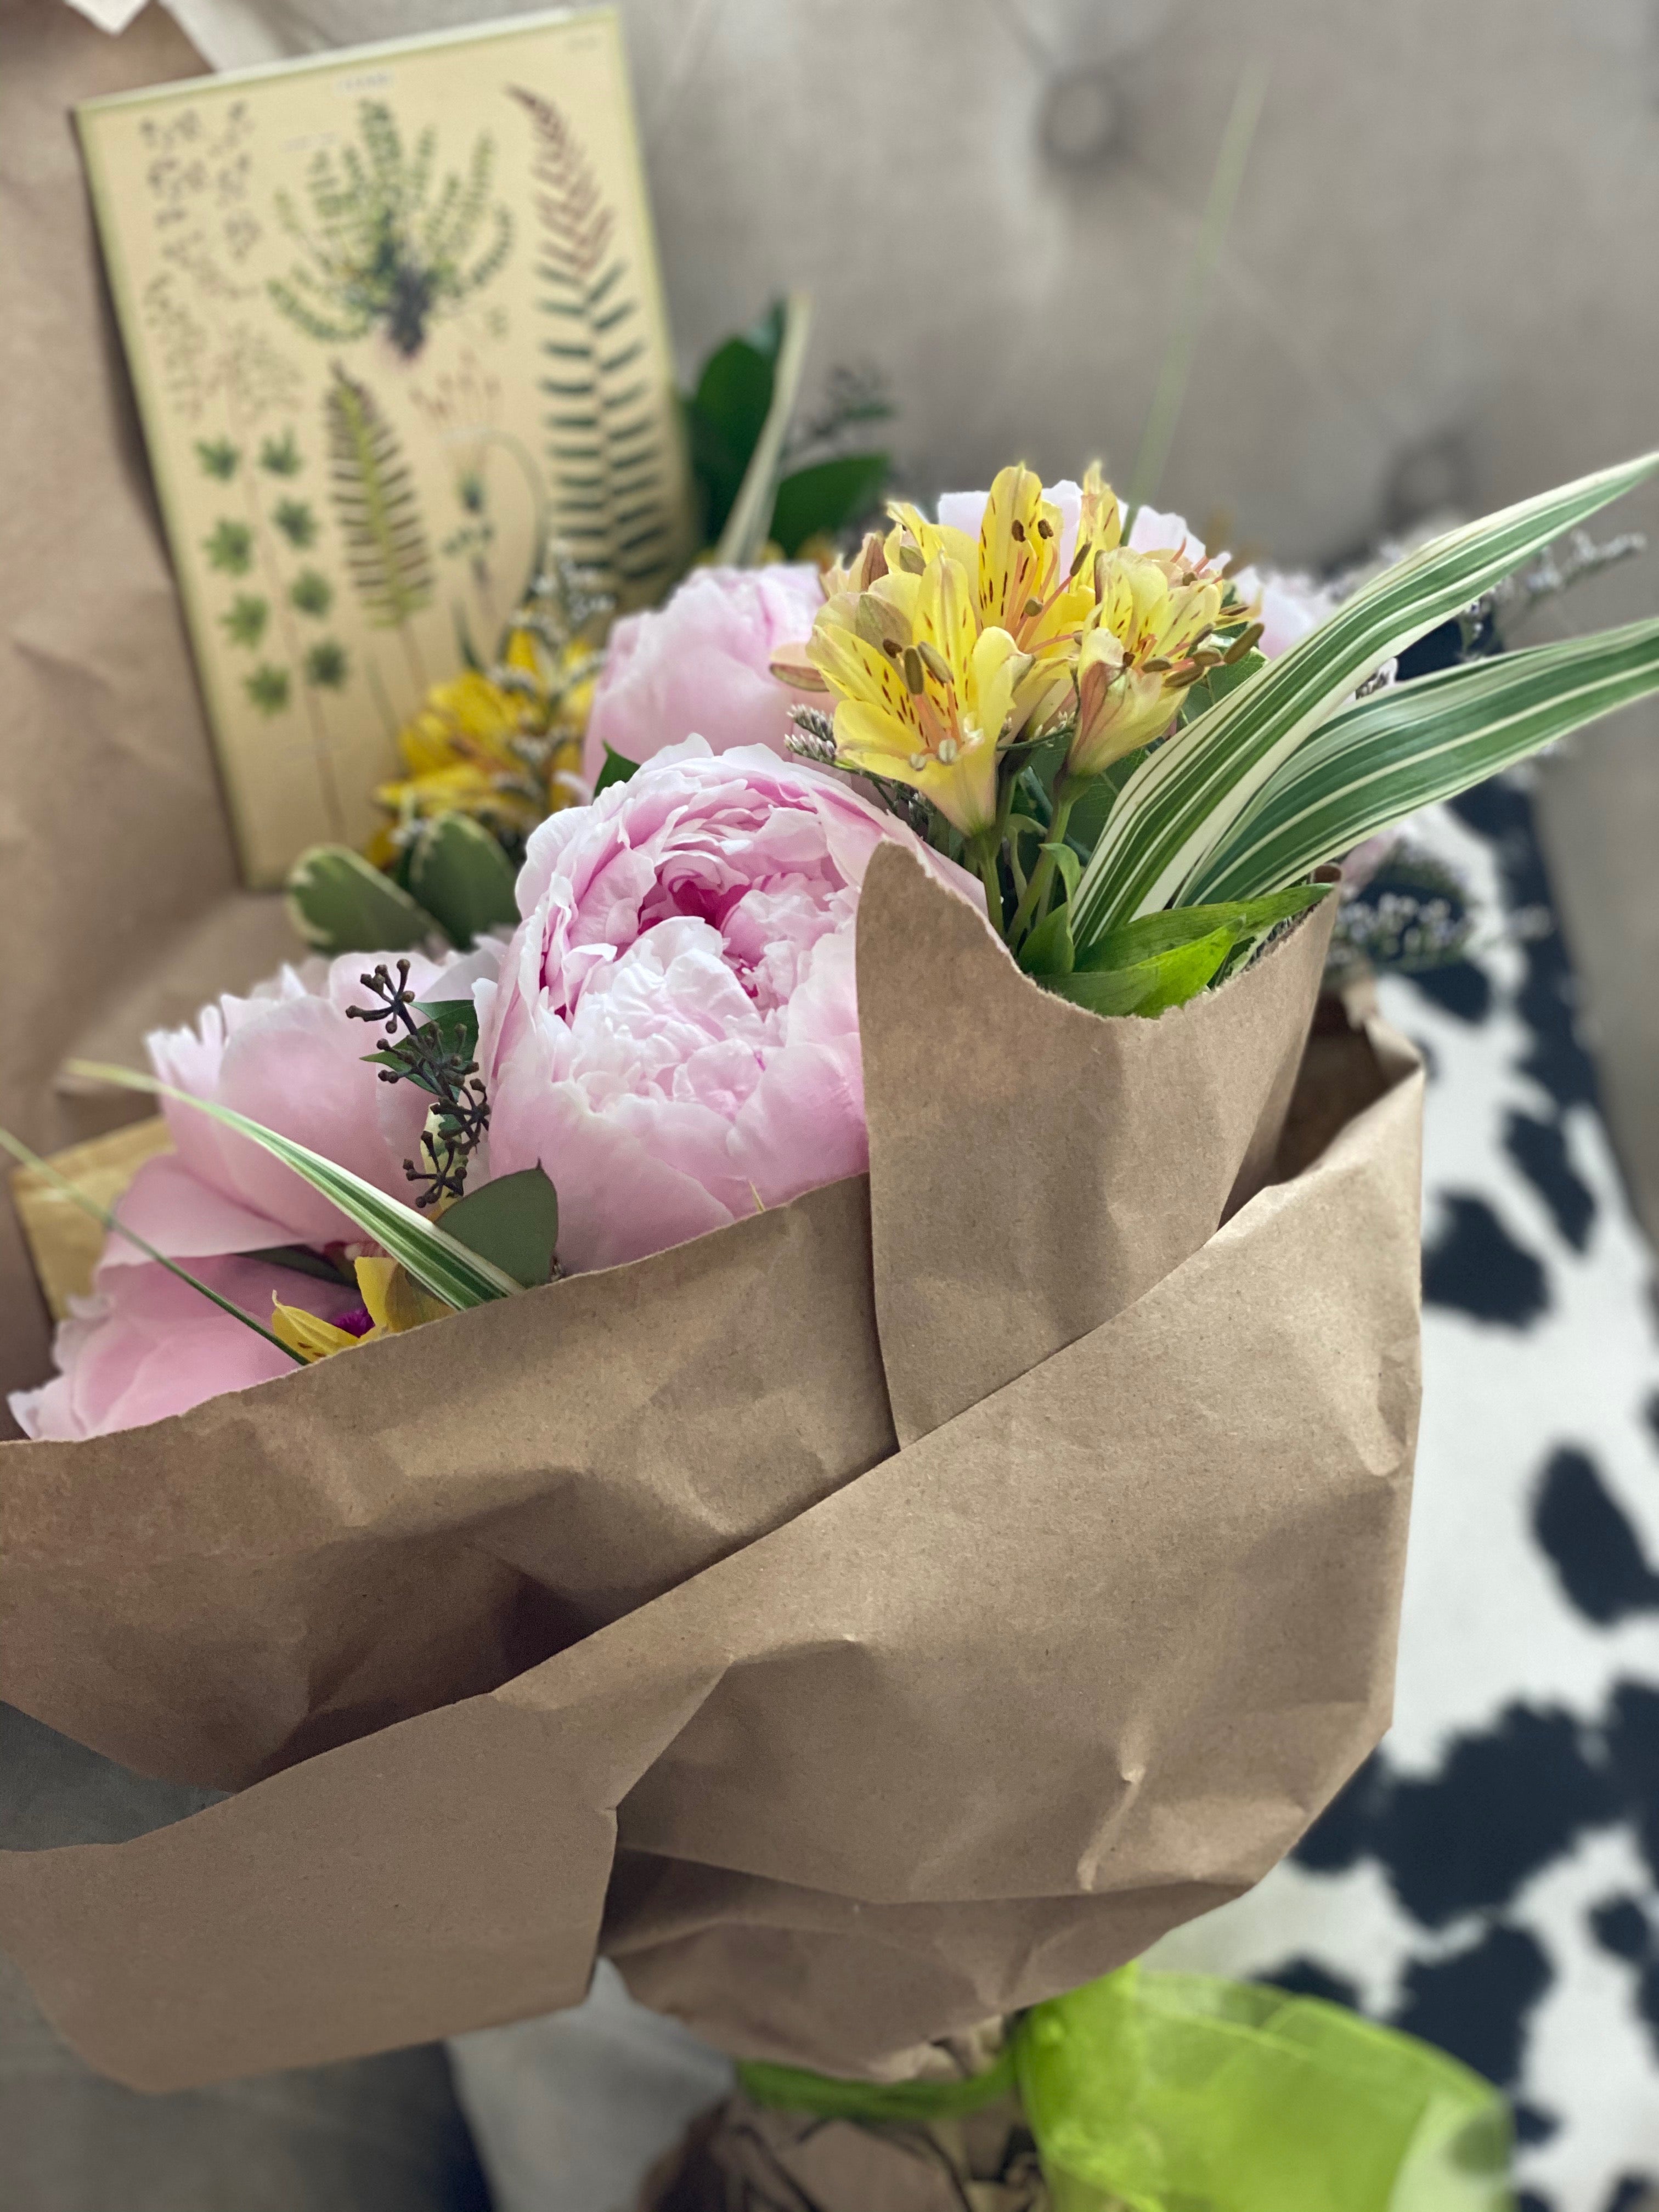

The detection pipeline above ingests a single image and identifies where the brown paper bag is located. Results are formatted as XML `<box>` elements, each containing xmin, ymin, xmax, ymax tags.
<box><xmin>0</xmin><ymin>0</ymin><xmax>306</xmax><ymax>1423</ymax></box>
<box><xmin>640</xmin><ymin>2094</ymin><xmax>1046</xmax><ymax>2212</ymax></box>
<box><xmin>0</xmin><ymin>844</ymin><xmax>1421</xmax><ymax>2094</ymax></box>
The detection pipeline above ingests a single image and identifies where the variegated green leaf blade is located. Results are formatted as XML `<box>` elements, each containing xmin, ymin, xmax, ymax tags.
<box><xmin>1192</xmin><ymin>614</ymin><xmax>1659</xmax><ymax>904</ymax></box>
<box><xmin>1070</xmin><ymin>448</ymin><xmax>1659</xmax><ymax>941</ymax></box>
<box><xmin>64</xmin><ymin>1063</ymin><xmax>522</xmax><ymax>1309</ymax></box>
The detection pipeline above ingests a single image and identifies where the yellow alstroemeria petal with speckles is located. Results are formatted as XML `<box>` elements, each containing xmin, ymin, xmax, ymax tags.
<box><xmin>809</xmin><ymin>551</ymin><xmax>1028</xmax><ymax>839</ymax></box>
<box><xmin>270</xmin><ymin>1302</ymin><xmax>371</xmax><ymax>1364</ymax></box>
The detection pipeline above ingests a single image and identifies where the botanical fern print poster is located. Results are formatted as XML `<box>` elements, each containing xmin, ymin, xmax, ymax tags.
<box><xmin>78</xmin><ymin>7</ymin><xmax>693</xmax><ymax>887</ymax></box>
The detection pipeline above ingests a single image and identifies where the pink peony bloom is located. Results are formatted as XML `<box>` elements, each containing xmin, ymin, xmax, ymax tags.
<box><xmin>582</xmin><ymin>564</ymin><xmax>826</xmax><ymax>782</ymax></box>
<box><xmin>120</xmin><ymin>944</ymin><xmax>498</xmax><ymax>1262</ymax></box>
<box><xmin>10</xmin><ymin>1254</ymin><xmax>363</xmax><ymax>1441</ymax></box>
<box><xmin>936</xmin><ymin>480</ymin><xmax>1339</xmax><ymax>662</ymax></box>
<box><xmin>479</xmin><ymin>738</ymin><xmax>983</xmax><ymax>1274</ymax></box>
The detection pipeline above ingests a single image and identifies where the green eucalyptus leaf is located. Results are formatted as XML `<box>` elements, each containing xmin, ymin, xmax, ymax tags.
<box><xmin>770</xmin><ymin>452</ymin><xmax>890</xmax><ymax>556</ymax></box>
<box><xmin>1018</xmin><ymin>903</ymin><xmax>1075</xmax><ymax>978</ymax></box>
<box><xmin>440</xmin><ymin>1165</ymin><xmax>559</xmax><ymax>1287</ymax></box>
<box><xmin>286</xmin><ymin>844</ymin><xmax>438</xmax><ymax>957</ymax></box>
<box><xmin>594</xmin><ymin>745</ymin><xmax>640</xmax><ymax>795</ymax></box>
<box><xmin>364</xmin><ymin>994</ymin><xmax>484</xmax><ymax>1098</ymax></box>
<box><xmin>415</xmin><ymin>996</ymin><xmax>481</xmax><ymax>1063</ymax></box>
<box><xmin>407</xmin><ymin>812</ymin><xmax>520</xmax><ymax>950</ymax></box>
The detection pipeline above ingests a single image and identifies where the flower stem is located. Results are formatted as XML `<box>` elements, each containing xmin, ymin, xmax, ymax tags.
<box><xmin>1008</xmin><ymin>785</ymin><xmax>1077</xmax><ymax>946</ymax></box>
<box><xmin>975</xmin><ymin>837</ymin><xmax>1004</xmax><ymax>929</ymax></box>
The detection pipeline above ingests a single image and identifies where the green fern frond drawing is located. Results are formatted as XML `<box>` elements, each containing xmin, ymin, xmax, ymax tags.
<box><xmin>272</xmin><ymin>497</ymin><xmax>318</xmax><ymax>548</ymax></box>
<box><xmin>195</xmin><ymin>437</ymin><xmax>240</xmax><ymax>479</ymax></box>
<box><xmin>289</xmin><ymin>567</ymin><xmax>334</xmax><ymax>617</ymax></box>
<box><xmin>204</xmin><ymin>517</ymin><xmax>253</xmax><ymax>574</ymax></box>
<box><xmin>259</xmin><ymin>428</ymin><xmax>303</xmax><ymax>476</ymax></box>
<box><xmin>324</xmin><ymin>361</ymin><xmax>434</xmax><ymax>629</ymax></box>
<box><xmin>219</xmin><ymin>592</ymin><xmax>269</xmax><ymax>648</ymax></box>
<box><xmin>303</xmin><ymin>639</ymin><xmax>350</xmax><ymax>689</ymax></box>
<box><xmin>509</xmin><ymin>85</ymin><xmax>679</xmax><ymax>601</ymax></box>
<box><xmin>244</xmin><ymin>663</ymin><xmax>291</xmax><ymax>714</ymax></box>
<box><xmin>269</xmin><ymin>100</ymin><xmax>512</xmax><ymax>360</ymax></box>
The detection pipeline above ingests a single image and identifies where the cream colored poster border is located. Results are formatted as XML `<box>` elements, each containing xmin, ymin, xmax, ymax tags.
<box><xmin>79</xmin><ymin>6</ymin><xmax>692</xmax><ymax>888</ymax></box>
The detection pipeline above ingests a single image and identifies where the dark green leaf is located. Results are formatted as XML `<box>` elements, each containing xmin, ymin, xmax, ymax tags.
<box><xmin>689</xmin><ymin>335</ymin><xmax>775</xmax><ymax>540</ymax></box>
<box><xmin>286</xmin><ymin>844</ymin><xmax>438</xmax><ymax>957</ymax></box>
<box><xmin>414</xmin><ymin>996</ymin><xmax>481</xmax><ymax>1063</ymax></box>
<box><xmin>1065</xmin><ymin>751</ymin><xmax>1148</xmax><ymax>858</ymax></box>
<box><xmin>364</xmin><ymin>992</ymin><xmax>483</xmax><ymax>1098</ymax></box>
<box><xmin>441</xmin><ymin>1166</ymin><xmax>559</xmax><ymax>1287</ymax></box>
<box><xmin>594</xmin><ymin>745</ymin><xmax>639</xmax><ymax>795</ymax></box>
<box><xmin>407</xmin><ymin>812</ymin><xmax>520</xmax><ymax>950</ymax></box>
<box><xmin>247</xmin><ymin>1243</ymin><xmax>356</xmax><ymax>1286</ymax></box>
<box><xmin>770</xmin><ymin>453</ymin><xmax>890</xmax><ymax>555</ymax></box>
<box><xmin>741</xmin><ymin>298</ymin><xmax>787</xmax><ymax>365</ymax></box>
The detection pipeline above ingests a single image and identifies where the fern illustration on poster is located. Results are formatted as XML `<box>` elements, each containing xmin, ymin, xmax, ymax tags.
<box><xmin>76</xmin><ymin>8</ymin><xmax>692</xmax><ymax>889</ymax></box>
<box><xmin>510</xmin><ymin>86</ymin><xmax>679</xmax><ymax>601</ymax></box>
<box><xmin>270</xmin><ymin>101</ymin><xmax>514</xmax><ymax>359</ymax></box>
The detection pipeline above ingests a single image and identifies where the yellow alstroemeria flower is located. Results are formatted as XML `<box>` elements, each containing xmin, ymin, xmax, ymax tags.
<box><xmin>807</xmin><ymin>554</ymin><xmax>1031</xmax><ymax>839</ymax></box>
<box><xmin>885</xmin><ymin>463</ymin><xmax>1135</xmax><ymax>740</ymax></box>
<box><xmin>1066</xmin><ymin>549</ymin><xmax>1242</xmax><ymax>780</ymax></box>
<box><xmin>270</xmin><ymin>1254</ymin><xmax>449</xmax><ymax>1365</ymax></box>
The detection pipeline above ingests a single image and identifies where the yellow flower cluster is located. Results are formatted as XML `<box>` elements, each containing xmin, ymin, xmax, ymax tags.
<box><xmin>365</xmin><ymin>620</ymin><xmax>594</xmax><ymax>870</ymax></box>
<box><xmin>785</xmin><ymin>465</ymin><xmax>1259</xmax><ymax>841</ymax></box>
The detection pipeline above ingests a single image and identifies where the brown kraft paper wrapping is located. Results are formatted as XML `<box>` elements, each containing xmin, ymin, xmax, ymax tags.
<box><xmin>0</xmin><ymin>847</ymin><xmax>1423</xmax><ymax>2092</ymax></box>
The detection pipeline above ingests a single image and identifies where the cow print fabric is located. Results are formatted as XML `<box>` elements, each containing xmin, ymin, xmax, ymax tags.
<box><xmin>1150</xmin><ymin>778</ymin><xmax>1659</xmax><ymax>2208</ymax></box>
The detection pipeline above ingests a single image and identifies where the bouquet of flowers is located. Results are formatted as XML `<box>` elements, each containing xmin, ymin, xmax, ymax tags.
<box><xmin>3</xmin><ymin>450</ymin><xmax>1656</xmax><ymax>2186</ymax></box>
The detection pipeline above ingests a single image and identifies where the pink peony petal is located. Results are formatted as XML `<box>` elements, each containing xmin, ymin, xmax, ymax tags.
<box><xmin>10</xmin><ymin>1254</ymin><xmax>359</xmax><ymax>1441</ymax></box>
<box><xmin>582</xmin><ymin>564</ymin><xmax>826</xmax><ymax>781</ymax></box>
<box><xmin>483</xmin><ymin>738</ymin><xmax>980</xmax><ymax>1274</ymax></box>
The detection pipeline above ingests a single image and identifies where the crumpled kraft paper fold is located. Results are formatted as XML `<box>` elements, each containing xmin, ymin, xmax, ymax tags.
<box><xmin>0</xmin><ymin>847</ymin><xmax>1423</xmax><ymax>2092</ymax></box>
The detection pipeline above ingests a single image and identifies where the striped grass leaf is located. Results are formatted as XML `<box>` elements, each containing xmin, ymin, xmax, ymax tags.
<box><xmin>0</xmin><ymin>1123</ymin><xmax>304</xmax><ymax>1363</ymax></box>
<box><xmin>66</xmin><ymin>1063</ymin><xmax>522</xmax><ymax>1309</ymax></box>
<box><xmin>1070</xmin><ymin>449</ymin><xmax>1659</xmax><ymax>943</ymax></box>
<box><xmin>1190</xmin><ymin>614</ymin><xmax>1659</xmax><ymax>904</ymax></box>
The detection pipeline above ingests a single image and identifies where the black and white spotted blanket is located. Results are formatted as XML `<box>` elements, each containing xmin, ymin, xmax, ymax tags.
<box><xmin>1150</xmin><ymin>777</ymin><xmax>1659</xmax><ymax>2212</ymax></box>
